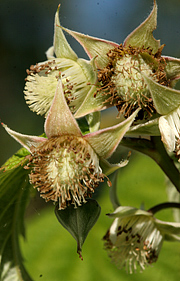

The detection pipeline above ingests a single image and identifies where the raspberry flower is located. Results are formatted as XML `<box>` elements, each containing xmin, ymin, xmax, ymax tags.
<box><xmin>2</xmin><ymin>79</ymin><xmax>138</xmax><ymax>210</ymax></box>
<box><xmin>60</xmin><ymin>0</ymin><xmax>180</xmax><ymax>156</ymax></box>
<box><xmin>24</xmin><ymin>5</ymin><xmax>97</xmax><ymax>116</ymax></box>
<box><xmin>103</xmin><ymin>206</ymin><xmax>180</xmax><ymax>273</ymax></box>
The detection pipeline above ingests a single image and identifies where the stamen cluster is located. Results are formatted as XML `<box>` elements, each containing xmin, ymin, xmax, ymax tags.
<box><xmin>28</xmin><ymin>135</ymin><xmax>105</xmax><ymax>209</ymax></box>
<box><xmin>175</xmin><ymin>137</ymin><xmax>180</xmax><ymax>162</ymax></box>
<box><xmin>97</xmin><ymin>44</ymin><xmax>169</xmax><ymax>118</ymax></box>
<box><xmin>103</xmin><ymin>215</ymin><xmax>163</xmax><ymax>273</ymax></box>
<box><xmin>24</xmin><ymin>59</ymin><xmax>88</xmax><ymax>115</ymax></box>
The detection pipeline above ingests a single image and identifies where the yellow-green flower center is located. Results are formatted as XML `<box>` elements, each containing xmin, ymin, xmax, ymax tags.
<box><xmin>97</xmin><ymin>44</ymin><xmax>168</xmax><ymax>119</ymax></box>
<box><xmin>29</xmin><ymin>135</ymin><xmax>104</xmax><ymax>209</ymax></box>
<box><xmin>112</xmin><ymin>54</ymin><xmax>153</xmax><ymax>101</ymax></box>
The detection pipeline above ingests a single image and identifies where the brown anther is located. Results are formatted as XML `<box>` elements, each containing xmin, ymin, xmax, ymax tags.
<box><xmin>97</xmin><ymin>44</ymin><xmax>169</xmax><ymax>119</ymax></box>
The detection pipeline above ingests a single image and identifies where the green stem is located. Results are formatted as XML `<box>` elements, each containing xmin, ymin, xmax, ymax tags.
<box><xmin>121</xmin><ymin>136</ymin><xmax>180</xmax><ymax>192</ymax></box>
<box><xmin>148</xmin><ymin>202</ymin><xmax>180</xmax><ymax>214</ymax></box>
<box><xmin>109</xmin><ymin>171</ymin><xmax>121</xmax><ymax>210</ymax></box>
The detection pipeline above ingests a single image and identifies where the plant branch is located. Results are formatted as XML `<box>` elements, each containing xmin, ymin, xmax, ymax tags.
<box><xmin>148</xmin><ymin>202</ymin><xmax>180</xmax><ymax>214</ymax></box>
<box><xmin>120</xmin><ymin>136</ymin><xmax>180</xmax><ymax>192</ymax></box>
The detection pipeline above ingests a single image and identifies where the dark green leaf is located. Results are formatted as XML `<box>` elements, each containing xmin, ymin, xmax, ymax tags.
<box><xmin>0</xmin><ymin>152</ymin><xmax>33</xmax><ymax>280</ymax></box>
<box><xmin>55</xmin><ymin>199</ymin><xmax>101</xmax><ymax>259</ymax></box>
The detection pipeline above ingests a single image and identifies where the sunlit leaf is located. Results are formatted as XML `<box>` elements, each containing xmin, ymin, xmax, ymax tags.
<box><xmin>2</xmin><ymin>147</ymin><xmax>29</xmax><ymax>171</ymax></box>
<box><xmin>0</xmin><ymin>151</ymin><xmax>33</xmax><ymax>281</ymax></box>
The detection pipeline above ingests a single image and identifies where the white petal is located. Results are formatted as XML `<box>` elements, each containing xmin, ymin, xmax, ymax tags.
<box><xmin>159</xmin><ymin>116</ymin><xmax>176</xmax><ymax>151</ymax></box>
<box><xmin>159</xmin><ymin>106</ymin><xmax>180</xmax><ymax>152</ymax></box>
<box><xmin>45</xmin><ymin>46</ymin><xmax>55</xmax><ymax>59</ymax></box>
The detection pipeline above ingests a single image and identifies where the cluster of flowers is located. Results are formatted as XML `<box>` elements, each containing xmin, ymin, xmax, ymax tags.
<box><xmin>3</xmin><ymin>0</ymin><xmax>180</xmax><ymax>273</ymax></box>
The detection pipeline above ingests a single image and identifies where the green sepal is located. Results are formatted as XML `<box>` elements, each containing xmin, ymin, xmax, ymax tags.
<box><xmin>164</xmin><ymin>234</ymin><xmax>180</xmax><ymax>242</ymax></box>
<box><xmin>54</xmin><ymin>5</ymin><xmax>78</xmax><ymax>60</ymax></box>
<box><xmin>100</xmin><ymin>158</ymin><xmax>128</xmax><ymax>177</ymax></box>
<box><xmin>77</xmin><ymin>57</ymin><xmax>97</xmax><ymax>84</ymax></box>
<box><xmin>109</xmin><ymin>171</ymin><xmax>121</xmax><ymax>210</ymax></box>
<box><xmin>141</xmin><ymin>52</ymin><xmax>159</xmax><ymax>69</ymax></box>
<box><xmin>55</xmin><ymin>199</ymin><xmax>101</xmax><ymax>259</ymax></box>
<box><xmin>61</xmin><ymin>26</ymin><xmax>118</xmax><ymax>68</ymax></box>
<box><xmin>127</xmin><ymin>118</ymin><xmax>160</xmax><ymax>136</ymax></box>
<box><xmin>84</xmin><ymin>109</ymin><xmax>139</xmax><ymax>159</ymax></box>
<box><xmin>165</xmin><ymin>56</ymin><xmax>180</xmax><ymax>85</ymax></box>
<box><xmin>107</xmin><ymin>206</ymin><xmax>152</xmax><ymax>218</ymax></box>
<box><xmin>0</xmin><ymin>160</ymin><xmax>32</xmax><ymax>280</ymax></box>
<box><xmin>143</xmin><ymin>74</ymin><xmax>180</xmax><ymax>115</ymax></box>
<box><xmin>155</xmin><ymin>219</ymin><xmax>180</xmax><ymax>235</ymax></box>
<box><xmin>74</xmin><ymin>85</ymin><xmax>111</xmax><ymax>118</ymax></box>
<box><xmin>124</xmin><ymin>0</ymin><xmax>160</xmax><ymax>53</ymax></box>
<box><xmin>45</xmin><ymin>79</ymin><xmax>82</xmax><ymax>138</ymax></box>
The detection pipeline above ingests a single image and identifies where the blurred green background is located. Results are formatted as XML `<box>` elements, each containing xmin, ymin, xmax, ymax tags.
<box><xmin>1</xmin><ymin>0</ymin><xmax>180</xmax><ymax>280</ymax></box>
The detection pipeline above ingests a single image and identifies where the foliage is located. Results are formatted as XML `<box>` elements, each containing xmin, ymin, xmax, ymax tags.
<box><xmin>0</xmin><ymin>149</ymin><xmax>32</xmax><ymax>281</ymax></box>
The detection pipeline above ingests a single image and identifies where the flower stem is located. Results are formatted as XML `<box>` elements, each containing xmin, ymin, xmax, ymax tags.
<box><xmin>148</xmin><ymin>202</ymin><xmax>180</xmax><ymax>214</ymax></box>
<box><xmin>121</xmin><ymin>136</ymin><xmax>180</xmax><ymax>192</ymax></box>
<box><xmin>109</xmin><ymin>171</ymin><xmax>121</xmax><ymax>209</ymax></box>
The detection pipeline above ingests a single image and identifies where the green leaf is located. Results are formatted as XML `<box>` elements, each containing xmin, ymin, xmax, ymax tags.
<box><xmin>124</xmin><ymin>0</ymin><xmax>160</xmax><ymax>53</ymax></box>
<box><xmin>54</xmin><ymin>199</ymin><xmax>101</xmax><ymax>259</ymax></box>
<box><xmin>0</xmin><ymin>158</ymin><xmax>33</xmax><ymax>280</ymax></box>
<box><xmin>2</xmin><ymin>147</ymin><xmax>29</xmax><ymax>171</ymax></box>
<box><xmin>77</xmin><ymin>117</ymin><xmax>89</xmax><ymax>135</ymax></box>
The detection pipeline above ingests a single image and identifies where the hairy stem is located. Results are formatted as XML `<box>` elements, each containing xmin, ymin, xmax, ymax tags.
<box><xmin>121</xmin><ymin>136</ymin><xmax>180</xmax><ymax>192</ymax></box>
